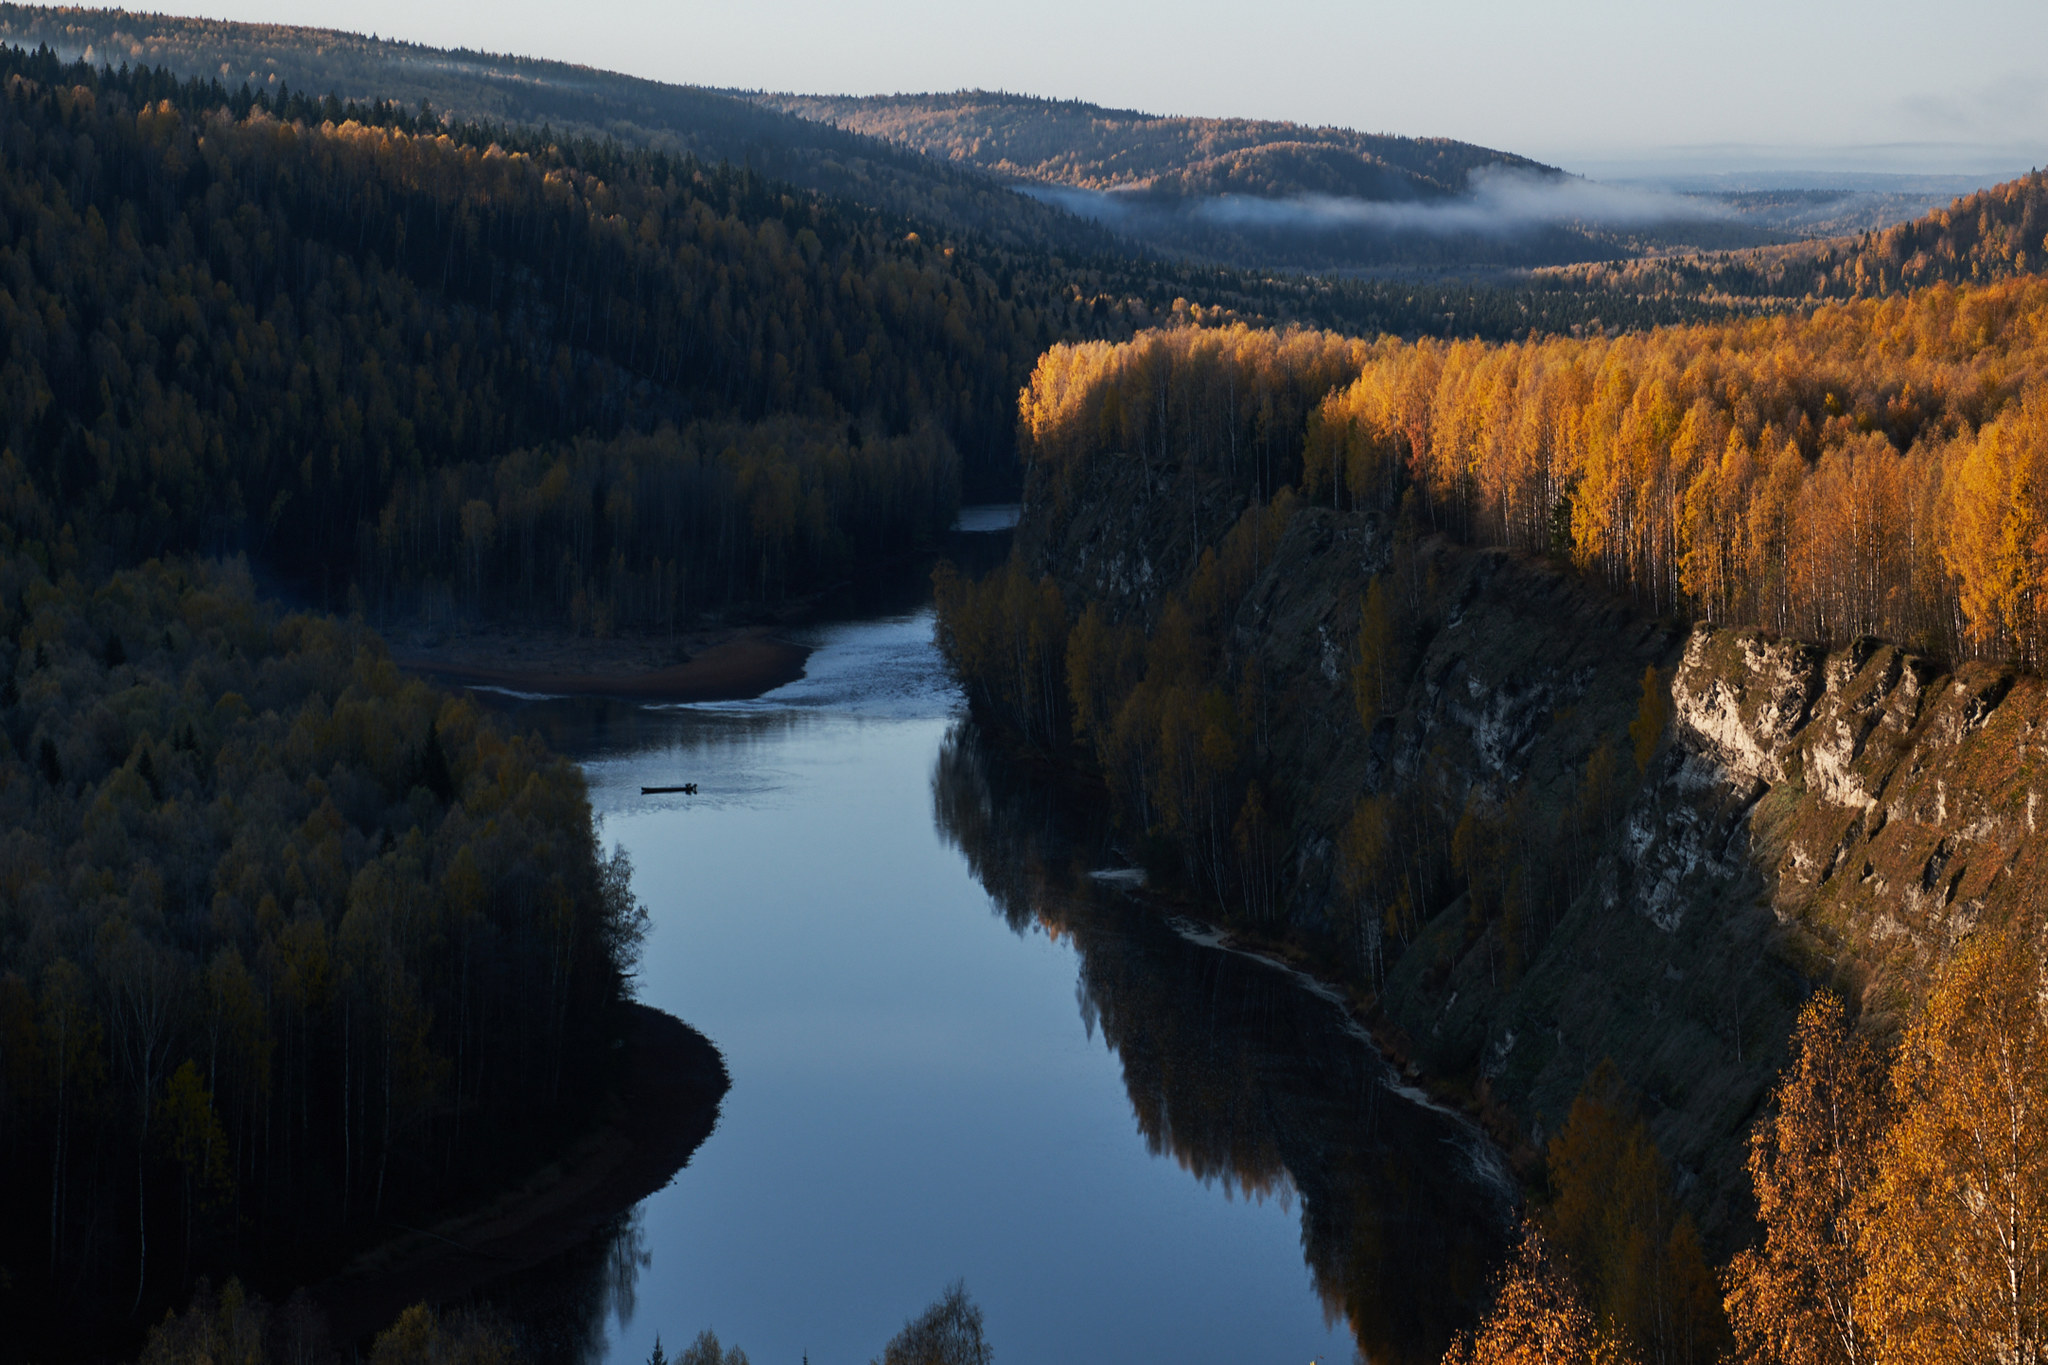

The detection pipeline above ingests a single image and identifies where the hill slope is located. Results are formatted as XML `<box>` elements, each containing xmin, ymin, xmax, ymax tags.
<box><xmin>0</xmin><ymin>4</ymin><xmax>1121</xmax><ymax>256</ymax></box>
<box><xmin>1544</xmin><ymin>169</ymin><xmax>2048</xmax><ymax>302</ymax></box>
<box><xmin>747</xmin><ymin>89</ymin><xmax>1547</xmax><ymax>198</ymax></box>
<box><xmin>748</xmin><ymin>90</ymin><xmax>1783</xmax><ymax>269</ymax></box>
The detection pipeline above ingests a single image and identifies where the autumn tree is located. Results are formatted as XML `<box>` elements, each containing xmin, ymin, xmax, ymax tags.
<box><xmin>1339</xmin><ymin>794</ymin><xmax>1396</xmax><ymax>982</ymax></box>
<box><xmin>1443</xmin><ymin>1220</ymin><xmax>1627</xmax><ymax>1365</ymax></box>
<box><xmin>876</xmin><ymin>1281</ymin><xmax>992</xmax><ymax>1365</ymax></box>
<box><xmin>1628</xmin><ymin>667</ymin><xmax>1670</xmax><ymax>776</ymax></box>
<box><xmin>1945</xmin><ymin>388</ymin><xmax>2048</xmax><ymax>669</ymax></box>
<box><xmin>1859</xmin><ymin>928</ymin><xmax>2048</xmax><ymax>1364</ymax></box>
<box><xmin>1544</xmin><ymin>1063</ymin><xmax>1725</xmax><ymax>1365</ymax></box>
<box><xmin>1353</xmin><ymin>576</ymin><xmax>1398</xmax><ymax>728</ymax></box>
<box><xmin>1724</xmin><ymin>991</ymin><xmax>1886</xmax><ymax>1365</ymax></box>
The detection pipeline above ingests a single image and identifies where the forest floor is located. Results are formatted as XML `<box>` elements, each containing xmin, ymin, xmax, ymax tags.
<box><xmin>310</xmin><ymin>1004</ymin><xmax>729</xmax><ymax>1344</ymax></box>
<box><xmin>391</xmin><ymin>623</ymin><xmax>810</xmax><ymax>701</ymax></box>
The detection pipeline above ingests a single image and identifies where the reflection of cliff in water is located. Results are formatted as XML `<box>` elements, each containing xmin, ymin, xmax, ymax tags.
<box><xmin>933</xmin><ymin>721</ymin><xmax>1513</xmax><ymax>1365</ymax></box>
<box><xmin>479</xmin><ymin>1211</ymin><xmax>650</xmax><ymax>1364</ymax></box>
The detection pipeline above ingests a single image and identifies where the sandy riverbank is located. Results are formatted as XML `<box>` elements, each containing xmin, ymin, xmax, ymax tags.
<box><xmin>312</xmin><ymin>1004</ymin><xmax>728</xmax><ymax>1344</ymax></box>
<box><xmin>392</xmin><ymin>625</ymin><xmax>810</xmax><ymax>703</ymax></box>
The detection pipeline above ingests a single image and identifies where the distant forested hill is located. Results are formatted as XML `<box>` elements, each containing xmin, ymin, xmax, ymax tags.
<box><xmin>0</xmin><ymin>3</ymin><xmax>1126</xmax><ymax>256</ymax></box>
<box><xmin>748</xmin><ymin>89</ymin><xmax>1780</xmax><ymax>269</ymax></box>
<box><xmin>1541</xmin><ymin>168</ymin><xmax>2048</xmax><ymax>302</ymax></box>
<box><xmin>746</xmin><ymin>89</ymin><xmax>1548</xmax><ymax>198</ymax></box>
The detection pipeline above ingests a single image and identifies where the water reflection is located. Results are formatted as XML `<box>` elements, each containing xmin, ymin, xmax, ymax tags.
<box><xmin>479</xmin><ymin>1212</ymin><xmax>651</xmax><ymax>1362</ymax></box>
<box><xmin>933</xmin><ymin>721</ymin><xmax>1513</xmax><ymax>1365</ymax></box>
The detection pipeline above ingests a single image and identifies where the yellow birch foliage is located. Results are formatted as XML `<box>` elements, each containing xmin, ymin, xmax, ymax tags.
<box><xmin>1725</xmin><ymin>992</ymin><xmax>1885</xmax><ymax>1365</ymax></box>
<box><xmin>1944</xmin><ymin>387</ymin><xmax>2048</xmax><ymax>669</ymax></box>
<box><xmin>1628</xmin><ymin>667</ymin><xmax>1670</xmax><ymax>776</ymax></box>
<box><xmin>1443</xmin><ymin>1221</ymin><xmax>1630</xmax><ymax>1365</ymax></box>
<box><xmin>1018</xmin><ymin>278</ymin><xmax>2048</xmax><ymax>665</ymax></box>
<box><xmin>1860</xmin><ymin>930</ymin><xmax>2048</xmax><ymax>1365</ymax></box>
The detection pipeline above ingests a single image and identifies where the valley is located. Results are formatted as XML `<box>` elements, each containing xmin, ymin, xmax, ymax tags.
<box><xmin>0</xmin><ymin>5</ymin><xmax>2041</xmax><ymax>1363</ymax></box>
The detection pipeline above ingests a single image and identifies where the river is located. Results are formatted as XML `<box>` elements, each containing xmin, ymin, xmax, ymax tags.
<box><xmin>475</xmin><ymin>518</ymin><xmax>1512</xmax><ymax>1365</ymax></box>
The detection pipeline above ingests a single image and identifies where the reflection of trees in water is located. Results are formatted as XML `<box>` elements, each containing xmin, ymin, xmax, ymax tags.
<box><xmin>934</xmin><ymin>721</ymin><xmax>1512</xmax><ymax>1365</ymax></box>
<box><xmin>480</xmin><ymin>1210</ymin><xmax>651</xmax><ymax>1364</ymax></box>
<box><xmin>930</xmin><ymin>722</ymin><xmax>1083</xmax><ymax>934</ymax></box>
<box><xmin>480</xmin><ymin>694</ymin><xmax>824</xmax><ymax>767</ymax></box>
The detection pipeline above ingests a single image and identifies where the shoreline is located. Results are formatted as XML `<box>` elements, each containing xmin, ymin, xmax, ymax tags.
<box><xmin>392</xmin><ymin>624</ymin><xmax>811</xmax><ymax>703</ymax></box>
<box><xmin>996</xmin><ymin>738</ymin><xmax>1539</xmax><ymax>1183</ymax></box>
<box><xmin>311</xmin><ymin>1003</ymin><xmax>729</xmax><ymax>1344</ymax></box>
<box><xmin>1122</xmin><ymin>891</ymin><xmax>1541</xmax><ymax>1182</ymax></box>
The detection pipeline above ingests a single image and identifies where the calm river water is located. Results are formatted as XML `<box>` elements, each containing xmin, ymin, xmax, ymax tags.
<box><xmin>478</xmin><ymin>520</ymin><xmax>1511</xmax><ymax>1365</ymax></box>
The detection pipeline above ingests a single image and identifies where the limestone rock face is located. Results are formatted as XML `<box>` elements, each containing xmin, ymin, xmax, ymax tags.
<box><xmin>1667</xmin><ymin>625</ymin><xmax>2042</xmax><ymax>974</ymax></box>
<box><xmin>1671</xmin><ymin>630</ymin><xmax>1823</xmax><ymax>787</ymax></box>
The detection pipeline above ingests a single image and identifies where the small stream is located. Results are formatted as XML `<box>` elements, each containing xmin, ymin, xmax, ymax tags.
<box><xmin>476</xmin><ymin>515</ymin><xmax>1511</xmax><ymax>1364</ymax></box>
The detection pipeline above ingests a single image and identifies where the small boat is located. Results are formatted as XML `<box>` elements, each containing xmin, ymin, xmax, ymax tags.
<box><xmin>641</xmin><ymin>783</ymin><xmax>699</xmax><ymax>795</ymax></box>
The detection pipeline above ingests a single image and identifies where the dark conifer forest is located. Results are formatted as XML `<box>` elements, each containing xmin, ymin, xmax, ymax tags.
<box><xmin>0</xmin><ymin>553</ymin><xmax>646</xmax><ymax>1353</ymax></box>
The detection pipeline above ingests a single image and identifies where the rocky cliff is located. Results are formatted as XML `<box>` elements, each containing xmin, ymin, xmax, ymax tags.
<box><xmin>1014</xmin><ymin>452</ymin><xmax>2047</xmax><ymax>1242</ymax></box>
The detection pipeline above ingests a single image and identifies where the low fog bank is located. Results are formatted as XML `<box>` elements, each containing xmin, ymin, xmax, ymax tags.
<box><xmin>1022</xmin><ymin>166</ymin><xmax>1736</xmax><ymax>240</ymax></box>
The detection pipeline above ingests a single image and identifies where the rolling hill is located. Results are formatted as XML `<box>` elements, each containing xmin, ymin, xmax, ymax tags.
<box><xmin>746</xmin><ymin>89</ymin><xmax>1548</xmax><ymax>199</ymax></box>
<box><xmin>747</xmin><ymin>89</ymin><xmax>1794</xmax><ymax>269</ymax></box>
<box><xmin>0</xmin><ymin>4</ymin><xmax>1122</xmax><ymax>256</ymax></box>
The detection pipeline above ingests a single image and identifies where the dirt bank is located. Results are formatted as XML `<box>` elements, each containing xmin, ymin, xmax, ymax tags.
<box><xmin>312</xmin><ymin>1004</ymin><xmax>728</xmax><ymax>1344</ymax></box>
<box><xmin>393</xmin><ymin>625</ymin><xmax>809</xmax><ymax>702</ymax></box>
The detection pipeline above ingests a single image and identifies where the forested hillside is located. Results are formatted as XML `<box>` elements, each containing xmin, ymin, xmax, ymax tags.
<box><xmin>0</xmin><ymin>553</ymin><xmax>646</xmax><ymax>1355</ymax></box>
<box><xmin>1548</xmin><ymin>168</ymin><xmax>2048</xmax><ymax>303</ymax></box>
<box><xmin>1016</xmin><ymin>276</ymin><xmax>2048</xmax><ymax>668</ymax></box>
<box><xmin>751</xmin><ymin>90</ymin><xmax>1786</xmax><ymax>270</ymax></box>
<box><xmin>0</xmin><ymin>40</ymin><xmax>1793</xmax><ymax>644</ymax></box>
<box><xmin>750</xmin><ymin>90</ymin><xmax>1548</xmax><ymax>197</ymax></box>
<box><xmin>0</xmin><ymin>46</ymin><xmax>1111</xmax><ymax>624</ymax></box>
<box><xmin>951</xmin><ymin>281</ymin><xmax>2048</xmax><ymax>1058</ymax></box>
<box><xmin>0</xmin><ymin>3</ymin><xmax>1129</xmax><ymax>257</ymax></box>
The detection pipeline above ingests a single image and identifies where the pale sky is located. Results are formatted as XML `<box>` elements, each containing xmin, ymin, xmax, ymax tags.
<box><xmin>164</xmin><ymin>0</ymin><xmax>2047</xmax><ymax>175</ymax></box>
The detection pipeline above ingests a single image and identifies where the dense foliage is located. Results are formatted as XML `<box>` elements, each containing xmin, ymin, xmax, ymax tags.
<box><xmin>1465</xmin><ymin>959</ymin><xmax>2048</xmax><ymax>1365</ymax></box>
<box><xmin>0</xmin><ymin>554</ymin><xmax>644</xmax><ymax>1353</ymax></box>
<box><xmin>1021</xmin><ymin>279</ymin><xmax>2048</xmax><ymax>666</ymax></box>
<box><xmin>138</xmin><ymin>1282</ymin><xmax>514</xmax><ymax>1365</ymax></box>
<box><xmin>361</xmin><ymin>417</ymin><xmax>959</xmax><ymax>631</ymax></box>
<box><xmin>0</xmin><ymin>46</ymin><xmax>1064</xmax><ymax>599</ymax></box>
<box><xmin>1548</xmin><ymin>170</ymin><xmax>2048</xmax><ymax>304</ymax></box>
